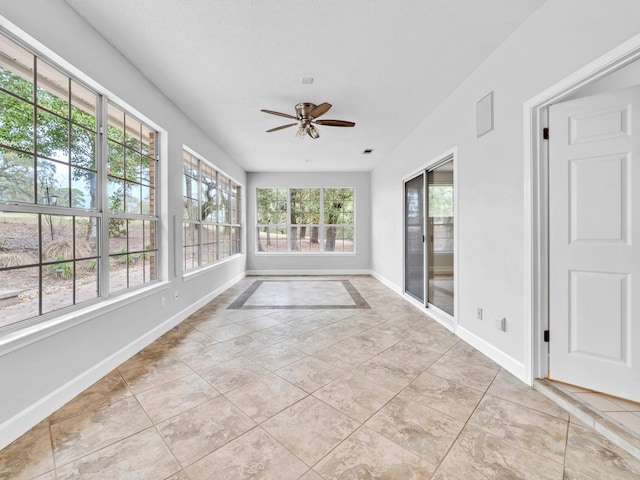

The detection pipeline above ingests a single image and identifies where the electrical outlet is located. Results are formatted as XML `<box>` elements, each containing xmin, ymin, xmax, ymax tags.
<box><xmin>495</xmin><ymin>317</ymin><xmax>506</xmax><ymax>331</ymax></box>
<box><xmin>174</xmin><ymin>290</ymin><xmax>179</xmax><ymax>301</ymax></box>
<box><xmin>477</xmin><ymin>308</ymin><xmax>483</xmax><ymax>320</ymax></box>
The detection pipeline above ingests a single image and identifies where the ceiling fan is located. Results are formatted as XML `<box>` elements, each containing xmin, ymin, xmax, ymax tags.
<box><xmin>261</xmin><ymin>102</ymin><xmax>355</xmax><ymax>139</ymax></box>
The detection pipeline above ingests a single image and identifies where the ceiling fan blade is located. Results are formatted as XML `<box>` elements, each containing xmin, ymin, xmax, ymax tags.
<box><xmin>261</xmin><ymin>109</ymin><xmax>298</xmax><ymax>120</ymax></box>
<box><xmin>314</xmin><ymin>119</ymin><xmax>355</xmax><ymax>127</ymax></box>
<box><xmin>308</xmin><ymin>102</ymin><xmax>332</xmax><ymax>119</ymax></box>
<box><xmin>266</xmin><ymin>123</ymin><xmax>297</xmax><ymax>132</ymax></box>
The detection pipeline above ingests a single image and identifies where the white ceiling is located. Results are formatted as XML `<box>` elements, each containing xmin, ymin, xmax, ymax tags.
<box><xmin>63</xmin><ymin>0</ymin><xmax>545</xmax><ymax>172</ymax></box>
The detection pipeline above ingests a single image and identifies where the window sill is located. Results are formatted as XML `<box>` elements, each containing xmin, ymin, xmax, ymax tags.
<box><xmin>182</xmin><ymin>253</ymin><xmax>244</xmax><ymax>281</ymax></box>
<box><xmin>254</xmin><ymin>252</ymin><xmax>357</xmax><ymax>256</ymax></box>
<box><xmin>0</xmin><ymin>281</ymin><xmax>170</xmax><ymax>357</ymax></box>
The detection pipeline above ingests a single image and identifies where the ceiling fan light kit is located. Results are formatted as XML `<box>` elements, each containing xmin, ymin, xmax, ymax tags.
<box><xmin>261</xmin><ymin>102</ymin><xmax>355</xmax><ymax>139</ymax></box>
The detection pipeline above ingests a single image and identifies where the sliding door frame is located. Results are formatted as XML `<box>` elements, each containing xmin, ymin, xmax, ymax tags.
<box><xmin>402</xmin><ymin>147</ymin><xmax>458</xmax><ymax>331</ymax></box>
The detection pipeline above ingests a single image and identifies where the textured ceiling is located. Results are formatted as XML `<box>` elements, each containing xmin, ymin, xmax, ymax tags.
<box><xmin>63</xmin><ymin>0</ymin><xmax>545</xmax><ymax>172</ymax></box>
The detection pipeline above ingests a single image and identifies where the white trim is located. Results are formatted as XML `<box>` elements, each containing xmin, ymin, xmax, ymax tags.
<box><xmin>246</xmin><ymin>269</ymin><xmax>371</xmax><ymax>276</ymax></box>
<box><xmin>0</xmin><ymin>271</ymin><xmax>244</xmax><ymax>451</ymax></box>
<box><xmin>524</xmin><ymin>32</ymin><xmax>640</xmax><ymax>384</ymax></box>
<box><xmin>370</xmin><ymin>271</ymin><xmax>402</xmax><ymax>295</ymax></box>
<box><xmin>457</xmin><ymin>325</ymin><xmax>526</xmax><ymax>381</ymax></box>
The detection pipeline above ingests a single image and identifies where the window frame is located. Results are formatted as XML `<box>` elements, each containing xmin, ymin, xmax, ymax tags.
<box><xmin>0</xmin><ymin>27</ymin><xmax>163</xmax><ymax>332</ymax></box>
<box><xmin>255</xmin><ymin>187</ymin><xmax>356</xmax><ymax>254</ymax></box>
<box><xmin>182</xmin><ymin>147</ymin><xmax>243</xmax><ymax>273</ymax></box>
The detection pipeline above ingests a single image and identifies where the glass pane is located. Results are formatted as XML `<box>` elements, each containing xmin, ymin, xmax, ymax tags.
<box><xmin>36</xmin><ymin>58</ymin><xmax>69</xmax><ymax>118</ymax></box>
<box><xmin>75</xmin><ymin>259</ymin><xmax>98</xmax><ymax>303</ymax></box>
<box><xmin>41</xmin><ymin>214</ymin><xmax>74</xmax><ymax>263</ymax></box>
<box><xmin>202</xmin><ymin>224</ymin><xmax>217</xmax><ymax>263</ymax></box>
<box><xmin>71</xmin><ymin>126</ymin><xmax>95</xmax><ymax>170</ymax></box>
<box><xmin>71</xmin><ymin>167</ymin><xmax>96</xmax><ymax>209</ymax></box>
<box><xmin>0</xmin><ymin>34</ymin><xmax>34</xmax><ymax>101</ymax></box>
<box><xmin>140</xmin><ymin>185</ymin><xmax>151</xmax><ymax>215</ymax></box>
<box><xmin>125</xmin><ymin>182</ymin><xmax>141</xmax><ymax>215</ymax></box>
<box><xmin>219</xmin><ymin>225</ymin><xmax>231</xmax><ymax>258</ymax></box>
<box><xmin>140</xmin><ymin>155</ymin><xmax>153</xmax><ymax>185</ymax></box>
<box><xmin>405</xmin><ymin>174</ymin><xmax>424</xmax><ymax>301</ymax></box>
<box><xmin>141</xmin><ymin>124</ymin><xmax>154</xmax><ymax>156</ymax></box>
<box><xmin>427</xmin><ymin>160</ymin><xmax>454</xmax><ymax>315</ymax></box>
<box><xmin>0</xmin><ymin>212</ymin><xmax>39</xmax><ymax>267</ymax></box>
<box><xmin>107</xmin><ymin>103</ymin><xmax>125</xmax><ymax>143</ymax></box>
<box><xmin>37</xmin><ymin>108</ymin><xmax>68</xmax><ymax>161</ymax></box>
<box><xmin>0</xmin><ymin>91</ymin><xmax>34</xmax><ymax>151</ymax></box>
<box><xmin>75</xmin><ymin>216</ymin><xmax>99</xmax><ymax>259</ymax></box>
<box><xmin>257</xmin><ymin>226</ymin><xmax>287</xmax><ymax>253</ymax></box>
<box><xmin>125</xmin><ymin>150</ymin><xmax>141</xmax><ymax>181</ymax></box>
<box><xmin>127</xmin><ymin>259</ymin><xmax>144</xmax><ymax>289</ymax></box>
<box><xmin>108</xmin><ymin>140</ymin><xmax>125</xmax><ymax>178</ymax></box>
<box><xmin>70</xmin><ymin>80</ymin><xmax>96</xmax><ymax>130</ymax></box>
<box><xmin>124</xmin><ymin>113</ymin><xmax>141</xmax><ymax>152</ymax></box>
<box><xmin>127</xmin><ymin>219</ymin><xmax>144</xmax><ymax>253</ymax></box>
<box><xmin>37</xmin><ymin>159</ymin><xmax>69</xmax><ymax>207</ymax></box>
<box><xmin>42</xmin><ymin>261</ymin><xmax>73</xmax><ymax>314</ymax></box>
<box><xmin>232</xmin><ymin>226</ymin><xmax>241</xmax><ymax>255</ymax></box>
<box><xmin>0</xmin><ymin>266</ymin><xmax>39</xmax><ymax>327</ymax></box>
<box><xmin>0</xmin><ymin>148</ymin><xmax>34</xmax><ymax>203</ymax></box>
<box><xmin>109</xmin><ymin>254</ymin><xmax>129</xmax><ymax>294</ymax></box>
<box><xmin>107</xmin><ymin>177</ymin><xmax>125</xmax><ymax>213</ymax></box>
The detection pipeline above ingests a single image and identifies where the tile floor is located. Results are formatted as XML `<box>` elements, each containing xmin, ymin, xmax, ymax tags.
<box><xmin>2</xmin><ymin>275</ymin><xmax>640</xmax><ymax>479</ymax></box>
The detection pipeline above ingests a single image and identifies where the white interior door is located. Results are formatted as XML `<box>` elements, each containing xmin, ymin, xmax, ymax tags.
<box><xmin>549</xmin><ymin>85</ymin><xmax>640</xmax><ymax>402</ymax></box>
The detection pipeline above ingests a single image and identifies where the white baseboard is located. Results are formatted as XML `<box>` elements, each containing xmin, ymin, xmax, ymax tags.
<box><xmin>246</xmin><ymin>269</ymin><xmax>372</xmax><ymax>276</ymax></box>
<box><xmin>370</xmin><ymin>271</ymin><xmax>402</xmax><ymax>294</ymax></box>
<box><xmin>456</xmin><ymin>325</ymin><xmax>526</xmax><ymax>382</ymax></box>
<box><xmin>0</xmin><ymin>272</ymin><xmax>245</xmax><ymax>451</ymax></box>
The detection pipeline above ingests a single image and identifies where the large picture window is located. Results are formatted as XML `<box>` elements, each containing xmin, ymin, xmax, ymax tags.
<box><xmin>256</xmin><ymin>187</ymin><xmax>354</xmax><ymax>253</ymax></box>
<box><xmin>0</xmin><ymin>31</ymin><xmax>159</xmax><ymax>329</ymax></box>
<box><xmin>182</xmin><ymin>149</ymin><xmax>241</xmax><ymax>271</ymax></box>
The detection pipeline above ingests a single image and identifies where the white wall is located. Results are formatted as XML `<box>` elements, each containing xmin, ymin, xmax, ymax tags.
<box><xmin>246</xmin><ymin>171</ymin><xmax>371</xmax><ymax>274</ymax></box>
<box><xmin>371</xmin><ymin>0</ymin><xmax>640</xmax><ymax>378</ymax></box>
<box><xmin>0</xmin><ymin>0</ymin><xmax>246</xmax><ymax>449</ymax></box>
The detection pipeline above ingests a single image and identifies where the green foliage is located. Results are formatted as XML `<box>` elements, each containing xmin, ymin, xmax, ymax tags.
<box><xmin>429</xmin><ymin>185</ymin><xmax>453</xmax><ymax>218</ymax></box>
<box><xmin>50</xmin><ymin>256</ymin><xmax>73</xmax><ymax>279</ymax></box>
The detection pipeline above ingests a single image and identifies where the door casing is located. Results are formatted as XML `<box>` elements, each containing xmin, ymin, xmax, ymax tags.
<box><xmin>525</xmin><ymin>33</ymin><xmax>640</xmax><ymax>384</ymax></box>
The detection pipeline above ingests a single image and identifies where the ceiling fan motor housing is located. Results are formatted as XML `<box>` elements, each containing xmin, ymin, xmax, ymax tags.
<box><xmin>295</xmin><ymin>103</ymin><xmax>317</xmax><ymax>119</ymax></box>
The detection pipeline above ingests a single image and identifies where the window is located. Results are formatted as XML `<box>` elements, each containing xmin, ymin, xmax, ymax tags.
<box><xmin>256</xmin><ymin>188</ymin><xmax>354</xmax><ymax>253</ymax></box>
<box><xmin>182</xmin><ymin>149</ymin><xmax>241</xmax><ymax>271</ymax></box>
<box><xmin>0</xmin><ymin>31</ymin><xmax>159</xmax><ymax>329</ymax></box>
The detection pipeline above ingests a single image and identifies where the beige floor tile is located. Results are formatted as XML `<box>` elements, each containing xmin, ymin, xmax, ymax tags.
<box><xmin>175</xmin><ymin>342</ymin><xmax>239</xmax><ymax>372</ymax></box>
<box><xmin>284</xmin><ymin>329</ymin><xmax>340</xmax><ymax>354</ymax></box>
<box><xmin>197</xmin><ymin>356</ymin><xmax>269</xmax><ymax>393</ymax></box>
<box><xmin>276</xmin><ymin>356</ymin><xmax>346</xmax><ymax>393</ymax></box>
<box><xmin>574</xmin><ymin>391</ymin><xmax>627</xmax><ymax>412</ymax></box>
<box><xmin>402</xmin><ymin>372</ymin><xmax>484</xmax><ymax>422</ymax></box>
<box><xmin>157</xmin><ymin>328</ymin><xmax>217</xmax><ymax>355</ymax></box>
<box><xmin>185</xmin><ymin>428</ymin><xmax>308</xmax><ymax>480</ymax></box>
<box><xmin>237</xmin><ymin>315</ymin><xmax>284</xmax><ymax>332</ymax></box>
<box><xmin>218</xmin><ymin>331</ymin><xmax>276</xmax><ymax>354</ymax></box>
<box><xmin>225</xmin><ymin>373</ymin><xmax>307</xmax><ymax>423</ymax></box>
<box><xmin>606</xmin><ymin>395</ymin><xmax>640</xmax><ymax>412</ymax></box>
<box><xmin>55</xmin><ymin>428</ymin><xmax>180</xmax><ymax>480</ymax></box>
<box><xmin>51</xmin><ymin>371</ymin><xmax>132</xmax><ymax>422</ymax></box>
<box><xmin>607</xmin><ymin>411</ymin><xmax>640</xmax><ymax>434</ymax></box>
<box><xmin>156</xmin><ymin>396</ymin><xmax>255</xmax><ymax>467</ymax></box>
<box><xmin>431</xmin><ymin>469</ymin><xmax>463</xmax><ymax>480</ymax></box>
<box><xmin>427</xmin><ymin>355</ymin><xmax>498</xmax><ymax>392</ymax></box>
<box><xmin>298</xmin><ymin>471</ymin><xmax>324</xmax><ymax>480</ymax></box>
<box><xmin>245</xmin><ymin>343</ymin><xmax>306</xmax><ymax>371</ymax></box>
<box><xmin>375</xmin><ymin>339</ymin><xmax>442</xmax><ymax>372</ymax></box>
<box><xmin>134</xmin><ymin>373</ymin><xmax>220</xmax><ymax>423</ymax></box>
<box><xmin>365</xmin><ymin>396</ymin><xmax>464</xmax><ymax>465</ymax></box>
<box><xmin>51</xmin><ymin>396</ymin><xmax>151</xmax><ymax>466</ymax></box>
<box><xmin>313</xmin><ymin>342</ymin><xmax>374</xmax><ymax>369</ymax></box>
<box><xmin>341</xmin><ymin>330</ymin><xmax>399</xmax><ymax>355</ymax></box>
<box><xmin>488</xmin><ymin>369</ymin><xmax>569</xmax><ymax>419</ymax></box>
<box><xmin>260</xmin><ymin>321</ymin><xmax>318</xmax><ymax>341</ymax></box>
<box><xmin>444</xmin><ymin>341</ymin><xmax>500</xmax><ymax>370</ymax></box>
<box><xmin>163</xmin><ymin>471</ymin><xmax>190</xmax><ymax>480</ymax></box>
<box><xmin>353</xmin><ymin>354</ymin><xmax>422</xmax><ymax>393</ymax></box>
<box><xmin>118</xmin><ymin>353</ymin><xmax>193</xmax><ymax>394</ymax></box>
<box><xmin>564</xmin><ymin>422</ymin><xmax>640</xmax><ymax>479</ymax></box>
<box><xmin>468</xmin><ymin>394</ymin><xmax>568</xmax><ymax>464</ymax></box>
<box><xmin>262</xmin><ymin>396</ymin><xmax>359</xmax><ymax>466</ymax></box>
<box><xmin>204</xmin><ymin>323</ymin><xmax>254</xmax><ymax>342</ymax></box>
<box><xmin>313</xmin><ymin>373</ymin><xmax>396</xmax><ymax>423</ymax></box>
<box><xmin>0</xmin><ymin>422</ymin><xmax>53</xmax><ymax>480</ymax></box>
<box><xmin>403</xmin><ymin>328</ymin><xmax>459</xmax><ymax>354</ymax></box>
<box><xmin>314</xmin><ymin>426</ymin><xmax>436</xmax><ymax>479</ymax></box>
<box><xmin>439</xmin><ymin>425</ymin><xmax>564</xmax><ymax>480</ymax></box>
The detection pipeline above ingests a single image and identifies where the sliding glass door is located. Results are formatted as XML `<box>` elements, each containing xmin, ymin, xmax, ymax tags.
<box><xmin>404</xmin><ymin>157</ymin><xmax>454</xmax><ymax>316</ymax></box>
<box><xmin>427</xmin><ymin>160</ymin><xmax>454</xmax><ymax>315</ymax></box>
<box><xmin>404</xmin><ymin>174</ymin><xmax>425</xmax><ymax>301</ymax></box>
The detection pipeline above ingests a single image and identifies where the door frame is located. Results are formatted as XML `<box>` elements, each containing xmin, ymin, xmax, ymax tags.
<box><xmin>402</xmin><ymin>147</ymin><xmax>458</xmax><ymax>332</ymax></box>
<box><xmin>524</xmin><ymin>33</ymin><xmax>640</xmax><ymax>384</ymax></box>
